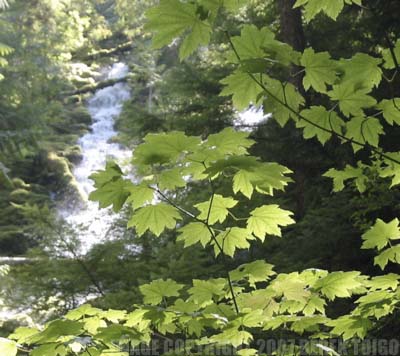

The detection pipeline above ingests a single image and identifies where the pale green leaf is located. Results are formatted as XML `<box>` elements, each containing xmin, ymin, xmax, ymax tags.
<box><xmin>195</xmin><ymin>194</ymin><xmax>238</xmax><ymax>224</ymax></box>
<box><xmin>230</xmin><ymin>260</ymin><xmax>275</xmax><ymax>287</ymax></box>
<box><xmin>127</xmin><ymin>203</ymin><xmax>181</xmax><ymax>236</ymax></box>
<box><xmin>214</xmin><ymin>227</ymin><xmax>253</xmax><ymax>257</ymax></box>
<box><xmin>177</xmin><ymin>222</ymin><xmax>212</xmax><ymax>248</ymax></box>
<box><xmin>189</xmin><ymin>278</ymin><xmax>226</xmax><ymax>306</ymax></box>
<box><xmin>382</xmin><ymin>39</ymin><xmax>400</xmax><ymax>70</ymax></box>
<box><xmin>301</xmin><ymin>48</ymin><xmax>338</xmax><ymax>92</ymax></box>
<box><xmin>158</xmin><ymin>168</ymin><xmax>186</xmax><ymax>190</ymax></box>
<box><xmin>233</xmin><ymin>170</ymin><xmax>254</xmax><ymax>198</ymax></box>
<box><xmin>264</xmin><ymin>79</ymin><xmax>304</xmax><ymax>126</ymax></box>
<box><xmin>367</xmin><ymin>274</ymin><xmax>400</xmax><ymax>291</ymax></box>
<box><xmin>377</xmin><ymin>98</ymin><xmax>400</xmax><ymax>125</ymax></box>
<box><xmin>247</xmin><ymin>204</ymin><xmax>295</xmax><ymax>241</ymax></box>
<box><xmin>220</xmin><ymin>70</ymin><xmax>264</xmax><ymax>110</ymax></box>
<box><xmin>297</xmin><ymin>106</ymin><xmax>344</xmax><ymax>144</ymax></box>
<box><xmin>362</xmin><ymin>218</ymin><xmax>400</xmax><ymax>250</ymax></box>
<box><xmin>145</xmin><ymin>0</ymin><xmax>211</xmax><ymax>59</ymax></box>
<box><xmin>329</xmin><ymin>83</ymin><xmax>377</xmax><ymax>117</ymax></box>
<box><xmin>345</xmin><ymin>116</ymin><xmax>383</xmax><ymax>152</ymax></box>
<box><xmin>125</xmin><ymin>183</ymin><xmax>154</xmax><ymax>210</ymax></box>
<box><xmin>205</xmin><ymin>128</ymin><xmax>254</xmax><ymax>155</ymax></box>
<box><xmin>313</xmin><ymin>271</ymin><xmax>363</xmax><ymax>300</ymax></box>
<box><xmin>339</xmin><ymin>53</ymin><xmax>382</xmax><ymax>90</ymax></box>
<box><xmin>140</xmin><ymin>279</ymin><xmax>184</xmax><ymax>305</ymax></box>
<box><xmin>133</xmin><ymin>131</ymin><xmax>200</xmax><ymax>167</ymax></box>
<box><xmin>327</xmin><ymin>316</ymin><xmax>371</xmax><ymax>340</ymax></box>
<box><xmin>323</xmin><ymin>163</ymin><xmax>367</xmax><ymax>193</ymax></box>
<box><xmin>0</xmin><ymin>338</ymin><xmax>17</xmax><ymax>356</ymax></box>
<box><xmin>374</xmin><ymin>245</ymin><xmax>400</xmax><ymax>270</ymax></box>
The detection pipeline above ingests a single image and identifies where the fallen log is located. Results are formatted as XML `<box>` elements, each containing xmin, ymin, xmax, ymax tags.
<box><xmin>78</xmin><ymin>41</ymin><xmax>135</xmax><ymax>62</ymax></box>
<box><xmin>62</xmin><ymin>76</ymin><xmax>128</xmax><ymax>97</ymax></box>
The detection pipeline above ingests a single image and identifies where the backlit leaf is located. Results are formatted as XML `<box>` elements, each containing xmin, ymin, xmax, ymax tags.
<box><xmin>128</xmin><ymin>203</ymin><xmax>181</xmax><ymax>236</ymax></box>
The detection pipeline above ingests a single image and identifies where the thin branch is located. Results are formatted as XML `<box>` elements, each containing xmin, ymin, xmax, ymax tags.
<box><xmin>154</xmin><ymin>186</ymin><xmax>240</xmax><ymax>314</ymax></box>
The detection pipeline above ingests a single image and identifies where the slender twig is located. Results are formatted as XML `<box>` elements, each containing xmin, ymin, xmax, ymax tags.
<box><xmin>154</xmin><ymin>186</ymin><xmax>240</xmax><ymax>314</ymax></box>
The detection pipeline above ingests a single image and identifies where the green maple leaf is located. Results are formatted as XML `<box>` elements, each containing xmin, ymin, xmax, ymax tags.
<box><xmin>125</xmin><ymin>183</ymin><xmax>154</xmax><ymax>210</ymax></box>
<box><xmin>377</xmin><ymin>98</ymin><xmax>400</xmax><ymax>125</ymax></box>
<box><xmin>214</xmin><ymin>227</ymin><xmax>253</xmax><ymax>257</ymax></box>
<box><xmin>291</xmin><ymin>316</ymin><xmax>329</xmax><ymax>334</ymax></box>
<box><xmin>101</xmin><ymin>309</ymin><xmax>127</xmax><ymax>323</ymax></box>
<box><xmin>361</xmin><ymin>218</ymin><xmax>400</xmax><ymax>251</ymax></box>
<box><xmin>231</xmin><ymin>25</ymin><xmax>275</xmax><ymax>60</ymax></box>
<box><xmin>229</xmin><ymin>160</ymin><xmax>292</xmax><ymax>198</ymax></box>
<box><xmin>205</xmin><ymin>128</ymin><xmax>255</xmax><ymax>155</ymax></box>
<box><xmin>233</xmin><ymin>170</ymin><xmax>254</xmax><ymax>198</ymax></box>
<box><xmin>65</xmin><ymin>304</ymin><xmax>102</xmax><ymax>320</ymax></box>
<box><xmin>367</xmin><ymin>274</ymin><xmax>400</xmax><ymax>291</ymax></box>
<box><xmin>231</xmin><ymin>25</ymin><xmax>298</xmax><ymax>66</ymax></box>
<box><xmin>264</xmin><ymin>79</ymin><xmax>304</xmax><ymax>126</ymax></box>
<box><xmin>329</xmin><ymin>83</ymin><xmax>377</xmax><ymax>117</ymax></box>
<box><xmin>313</xmin><ymin>271</ymin><xmax>364</xmax><ymax>300</ymax></box>
<box><xmin>127</xmin><ymin>203</ymin><xmax>181</xmax><ymax>236</ymax></box>
<box><xmin>177</xmin><ymin>222</ymin><xmax>212</xmax><ymax>248</ymax></box>
<box><xmin>84</xmin><ymin>317</ymin><xmax>106</xmax><ymax>334</ymax></box>
<box><xmin>89</xmin><ymin>161</ymin><xmax>124</xmax><ymax>187</ymax></box>
<box><xmin>133</xmin><ymin>131</ymin><xmax>200</xmax><ymax>167</ymax></box>
<box><xmin>205</xmin><ymin>156</ymin><xmax>259</xmax><ymax>177</ymax></box>
<box><xmin>247</xmin><ymin>204</ymin><xmax>295</xmax><ymax>241</ymax></box>
<box><xmin>145</xmin><ymin>0</ymin><xmax>211</xmax><ymax>59</ymax></box>
<box><xmin>220</xmin><ymin>70</ymin><xmax>264</xmax><ymax>110</ymax></box>
<box><xmin>271</xmin><ymin>273</ymin><xmax>311</xmax><ymax>302</ymax></box>
<box><xmin>158</xmin><ymin>167</ymin><xmax>186</xmax><ymax>190</ymax></box>
<box><xmin>297</xmin><ymin>106</ymin><xmax>344</xmax><ymax>144</ymax></box>
<box><xmin>327</xmin><ymin>315</ymin><xmax>371</xmax><ymax>340</ymax></box>
<box><xmin>251</xmin><ymin>163</ymin><xmax>293</xmax><ymax>195</ymax></box>
<box><xmin>379</xmin><ymin>152</ymin><xmax>400</xmax><ymax>187</ymax></box>
<box><xmin>323</xmin><ymin>163</ymin><xmax>367</xmax><ymax>193</ymax></box>
<box><xmin>89</xmin><ymin>178</ymin><xmax>131</xmax><ymax>213</ymax></box>
<box><xmin>189</xmin><ymin>278</ymin><xmax>226</xmax><ymax>306</ymax></box>
<box><xmin>9</xmin><ymin>327</ymin><xmax>39</xmax><ymax>345</ymax></box>
<box><xmin>140</xmin><ymin>279</ymin><xmax>184</xmax><ymax>305</ymax></box>
<box><xmin>301</xmin><ymin>48</ymin><xmax>338</xmax><ymax>93</ymax></box>
<box><xmin>345</xmin><ymin>116</ymin><xmax>384</xmax><ymax>152</ymax></box>
<box><xmin>210</xmin><ymin>328</ymin><xmax>253</xmax><ymax>348</ymax></box>
<box><xmin>0</xmin><ymin>338</ymin><xmax>17</xmax><ymax>356</ymax></box>
<box><xmin>374</xmin><ymin>245</ymin><xmax>400</xmax><ymax>270</ymax></box>
<box><xmin>30</xmin><ymin>320</ymin><xmax>83</xmax><ymax>344</ymax></box>
<box><xmin>339</xmin><ymin>53</ymin><xmax>382</xmax><ymax>90</ymax></box>
<box><xmin>294</xmin><ymin>0</ymin><xmax>362</xmax><ymax>22</ymax></box>
<box><xmin>195</xmin><ymin>194</ymin><xmax>238</xmax><ymax>224</ymax></box>
<box><xmin>382</xmin><ymin>39</ymin><xmax>400</xmax><ymax>69</ymax></box>
<box><xmin>303</xmin><ymin>296</ymin><xmax>326</xmax><ymax>316</ymax></box>
<box><xmin>230</xmin><ymin>260</ymin><xmax>275</xmax><ymax>287</ymax></box>
<box><xmin>31</xmin><ymin>344</ymin><xmax>59</xmax><ymax>356</ymax></box>
<box><xmin>125</xmin><ymin>309</ymin><xmax>150</xmax><ymax>331</ymax></box>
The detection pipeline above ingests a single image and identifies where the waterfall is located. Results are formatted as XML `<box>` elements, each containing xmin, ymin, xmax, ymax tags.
<box><xmin>59</xmin><ymin>62</ymin><xmax>131</xmax><ymax>253</ymax></box>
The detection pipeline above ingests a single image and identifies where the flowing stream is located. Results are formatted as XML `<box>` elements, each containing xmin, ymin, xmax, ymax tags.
<box><xmin>60</xmin><ymin>63</ymin><xmax>131</xmax><ymax>253</ymax></box>
<box><xmin>59</xmin><ymin>62</ymin><xmax>266</xmax><ymax>254</ymax></box>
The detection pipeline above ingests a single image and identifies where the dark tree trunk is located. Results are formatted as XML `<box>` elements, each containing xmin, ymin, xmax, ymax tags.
<box><xmin>279</xmin><ymin>0</ymin><xmax>306</xmax><ymax>91</ymax></box>
<box><xmin>279</xmin><ymin>0</ymin><xmax>306</xmax><ymax>52</ymax></box>
<box><xmin>279</xmin><ymin>0</ymin><xmax>307</xmax><ymax>218</ymax></box>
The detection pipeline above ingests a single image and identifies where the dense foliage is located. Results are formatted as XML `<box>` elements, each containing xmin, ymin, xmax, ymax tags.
<box><xmin>1</xmin><ymin>0</ymin><xmax>400</xmax><ymax>355</ymax></box>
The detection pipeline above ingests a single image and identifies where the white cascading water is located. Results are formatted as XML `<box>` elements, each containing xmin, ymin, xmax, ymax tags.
<box><xmin>60</xmin><ymin>63</ymin><xmax>131</xmax><ymax>253</ymax></box>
